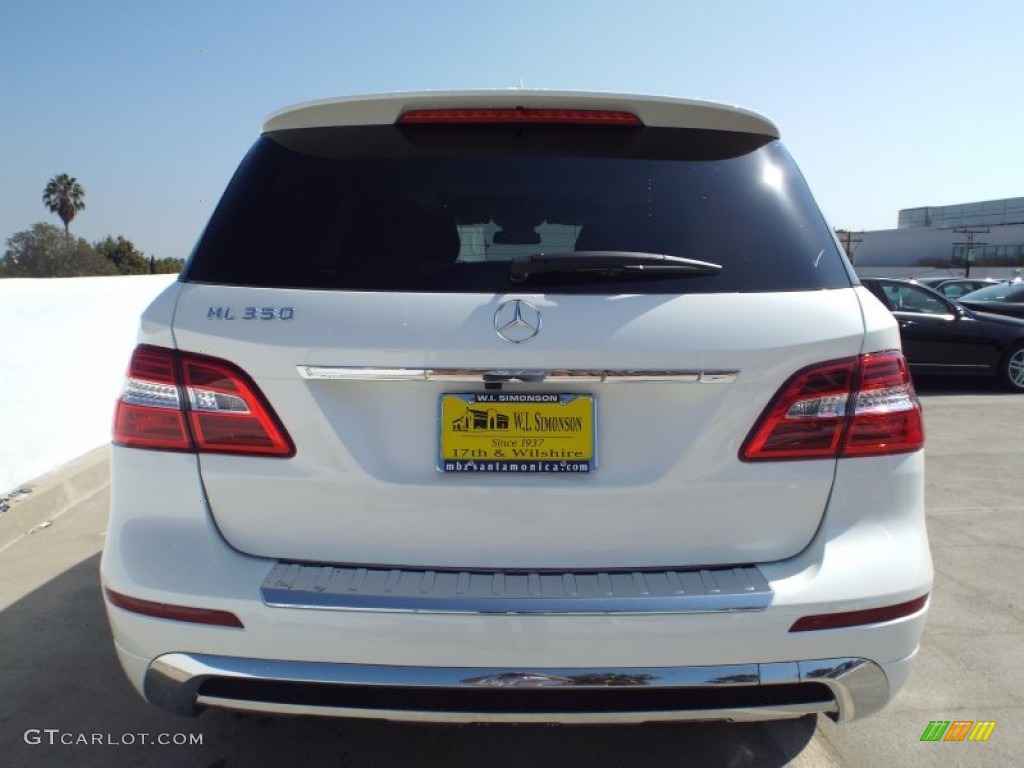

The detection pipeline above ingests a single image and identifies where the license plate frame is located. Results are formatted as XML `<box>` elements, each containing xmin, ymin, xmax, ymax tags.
<box><xmin>437</xmin><ymin>393</ymin><xmax>596</xmax><ymax>473</ymax></box>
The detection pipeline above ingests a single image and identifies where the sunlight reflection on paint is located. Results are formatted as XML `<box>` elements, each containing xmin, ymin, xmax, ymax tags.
<box><xmin>762</xmin><ymin>161</ymin><xmax>784</xmax><ymax>191</ymax></box>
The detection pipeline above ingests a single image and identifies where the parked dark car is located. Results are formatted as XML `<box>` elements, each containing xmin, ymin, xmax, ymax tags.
<box><xmin>912</xmin><ymin>277</ymin><xmax>1002</xmax><ymax>300</ymax></box>
<box><xmin>957</xmin><ymin>281</ymin><xmax>1024</xmax><ymax>319</ymax></box>
<box><xmin>862</xmin><ymin>277</ymin><xmax>1024</xmax><ymax>392</ymax></box>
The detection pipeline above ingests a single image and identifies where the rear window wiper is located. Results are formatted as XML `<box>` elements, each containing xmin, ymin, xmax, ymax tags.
<box><xmin>508</xmin><ymin>251</ymin><xmax>722</xmax><ymax>284</ymax></box>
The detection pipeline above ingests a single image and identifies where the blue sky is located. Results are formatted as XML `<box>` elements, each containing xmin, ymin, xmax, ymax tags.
<box><xmin>2</xmin><ymin>0</ymin><xmax>1022</xmax><ymax>261</ymax></box>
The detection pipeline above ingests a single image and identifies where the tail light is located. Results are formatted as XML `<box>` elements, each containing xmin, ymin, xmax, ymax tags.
<box><xmin>113</xmin><ymin>345</ymin><xmax>295</xmax><ymax>457</ymax></box>
<box><xmin>740</xmin><ymin>351</ymin><xmax>923</xmax><ymax>461</ymax></box>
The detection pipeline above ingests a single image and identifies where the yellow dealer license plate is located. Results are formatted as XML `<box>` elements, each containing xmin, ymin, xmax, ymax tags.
<box><xmin>438</xmin><ymin>393</ymin><xmax>595</xmax><ymax>473</ymax></box>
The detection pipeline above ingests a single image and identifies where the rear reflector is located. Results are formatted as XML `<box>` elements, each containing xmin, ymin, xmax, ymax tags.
<box><xmin>113</xmin><ymin>345</ymin><xmax>295</xmax><ymax>457</ymax></box>
<box><xmin>104</xmin><ymin>588</ymin><xmax>244</xmax><ymax>628</ymax></box>
<box><xmin>740</xmin><ymin>351</ymin><xmax>924</xmax><ymax>461</ymax></box>
<box><xmin>789</xmin><ymin>594</ymin><xmax>929</xmax><ymax>632</ymax></box>
<box><xmin>397</xmin><ymin>108</ymin><xmax>643</xmax><ymax>127</ymax></box>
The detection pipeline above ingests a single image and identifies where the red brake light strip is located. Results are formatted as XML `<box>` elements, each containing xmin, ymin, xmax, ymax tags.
<box><xmin>397</xmin><ymin>108</ymin><xmax>643</xmax><ymax>126</ymax></box>
<box><xmin>789</xmin><ymin>594</ymin><xmax>929</xmax><ymax>632</ymax></box>
<box><xmin>105</xmin><ymin>587</ymin><xmax>244</xmax><ymax>628</ymax></box>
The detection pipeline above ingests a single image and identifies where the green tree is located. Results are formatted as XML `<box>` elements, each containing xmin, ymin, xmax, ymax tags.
<box><xmin>150</xmin><ymin>256</ymin><xmax>186</xmax><ymax>274</ymax></box>
<box><xmin>42</xmin><ymin>173</ymin><xmax>86</xmax><ymax>237</ymax></box>
<box><xmin>1</xmin><ymin>223</ymin><xmax>117</xmax><ymax>277</ymax></box>
<box><xmin>95</xmin><ymin>235</ymin><xmax>150</xmax><ymax>275</ymax></box>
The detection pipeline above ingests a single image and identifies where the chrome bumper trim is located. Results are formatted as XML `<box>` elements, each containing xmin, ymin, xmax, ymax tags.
<box><xmin>260</xmin><ymin>563</ymin><xmax>773</xmax><ymax>614</ymax></box>
<box><xmin>145</xmin><ymin>654</ymin><xmax>889</xmax><ymax>723</ymax></box>
<box><xmin>192</xmin><ymin>698</ymin><xmax>828</xmax><ymax>724</ymax></box>
<box><xmin>296</xmin><ymin>366</ymin><xmax>738</xmax><ymax>384</ymax></box>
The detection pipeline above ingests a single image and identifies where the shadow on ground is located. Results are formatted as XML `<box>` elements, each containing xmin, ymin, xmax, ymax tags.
<box><xmin>0</xmin><ymin>554</ymin><xmax>818</xmax><ymax>767</ymax></box>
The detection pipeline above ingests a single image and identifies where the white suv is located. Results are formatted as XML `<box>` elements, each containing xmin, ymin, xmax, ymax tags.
<box><xmin>102</xmin><ymin>91</ymin><xmax>931</xmax><ymax>724</ymax></box>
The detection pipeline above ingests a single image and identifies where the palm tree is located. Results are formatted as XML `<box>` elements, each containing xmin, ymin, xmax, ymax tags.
<box><xmin>42</xmin><ymin>173</ymin><xmax>86</xmax><ymax>238</ymax></box>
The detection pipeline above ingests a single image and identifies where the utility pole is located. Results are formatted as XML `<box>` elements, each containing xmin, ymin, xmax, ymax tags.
<box><xmin>952</xmin><ymin>227</ymin><xmax>989</xmax><ymax>278</ymax></box>
<box><xmin>835</xmin><ymin>229</ymin><xmax>863</xmax><ymax>262</ymax></box>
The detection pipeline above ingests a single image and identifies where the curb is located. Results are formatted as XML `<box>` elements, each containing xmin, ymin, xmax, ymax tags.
<box><xmin>0</xmin><ymin>445</ymin><xmax>110</xmax><ymax>551</ymax></box>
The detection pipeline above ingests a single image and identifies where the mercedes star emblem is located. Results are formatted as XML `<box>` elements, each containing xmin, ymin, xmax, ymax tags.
<box><xmin>494</xmin><ymin>299</ymin><xmax>542</xmax><ymax>344</ymax></box>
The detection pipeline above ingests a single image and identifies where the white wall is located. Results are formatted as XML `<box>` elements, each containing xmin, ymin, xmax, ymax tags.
<box><xmin>0</xmin><ymin>275</ymin><xmax>177</xmax><ymax>492</ymax></box>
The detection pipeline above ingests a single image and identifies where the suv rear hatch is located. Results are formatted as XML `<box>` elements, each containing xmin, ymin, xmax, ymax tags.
<box><xmin>160</xmin><ymin>94</ymin><xmax>871</xmax><ymax>569</ymax></box>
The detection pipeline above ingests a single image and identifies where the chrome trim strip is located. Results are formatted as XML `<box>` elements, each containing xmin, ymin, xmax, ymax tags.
<box><xmin>799</xmin><ymin>658</ymin><xmax>890</xmax><ymax>722</ymax></box>
<box><xmin>193</xmin><ymin>697</ymin><xmax>830</xmax><ymax>724</ymax></box>
<box><xmin>145</xmin><ymin>653</ymin><xmax>883</xmax><ymax>722</ymax></box>
<box><xmin>259</xmin><ymin>563</ymin><xmax>773</xmax><ymax>614</ymax></box>
<box><xmin>297</xmin><ymin>366</ymin><xmax>738</xmax><ymax>384</ymax></box>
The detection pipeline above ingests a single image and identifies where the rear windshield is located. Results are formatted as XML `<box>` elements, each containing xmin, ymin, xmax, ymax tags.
<box><xmin>184</xmin><ymin>125</ymin><xmax>852</xmax><ymax>293</ymax></box>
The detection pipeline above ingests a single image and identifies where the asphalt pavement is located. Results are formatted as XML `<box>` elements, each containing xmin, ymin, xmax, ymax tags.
<box><xmin>1</xmin><ymin>377</ymin><xmax>1021</xmax><ymax>767</ymax></box>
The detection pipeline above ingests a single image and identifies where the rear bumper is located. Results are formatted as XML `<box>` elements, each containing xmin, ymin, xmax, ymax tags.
<box><xmin>139</xmin><ymin>650</ymin><xmax>903</xmax><ymax>724</ymax></box>
<box><xmin>102</xmin><ymin>447</ymin><xmax>931</xmax><ymax>723</ymax></box>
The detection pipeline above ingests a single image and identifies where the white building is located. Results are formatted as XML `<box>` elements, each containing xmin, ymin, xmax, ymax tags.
<box><xmin>846</xmin><ymin>196</ymin><xmax>1024</xmax><ymax>279</ymax></box>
